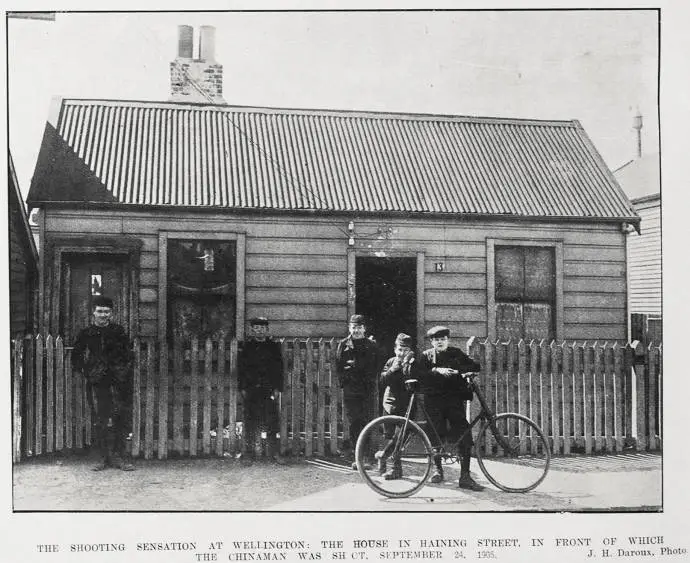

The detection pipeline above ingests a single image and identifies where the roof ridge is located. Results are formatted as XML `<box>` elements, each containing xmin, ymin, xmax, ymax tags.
<box><xmin>60</xmin><ymin>97</ymin><xmax>579</xmax><ymax>128</ymax></box>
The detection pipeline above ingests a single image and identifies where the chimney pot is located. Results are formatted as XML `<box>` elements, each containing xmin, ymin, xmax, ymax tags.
<box><xmin>177</xmin><ymin>25</ymin><xmax>193</xmax><ymax>58</ymax></box>
<box><xmin>199</xmin><ymin>25</ymin><xmax>216</xmax><ymax>62</ymax></box>
<box><xmin>633</xmin><ymin>111</ymin><xmax>643</xmax><ymax>158</ymax></box>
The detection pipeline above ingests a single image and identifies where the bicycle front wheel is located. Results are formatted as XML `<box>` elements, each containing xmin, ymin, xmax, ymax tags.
<box><xmin>355</xmin><ymin>415</ymin><xmax>434</xmax><ymax>499</ymax></box>
<box><xmin>475</xmin><ymin>413</ymin><xmax>551</xmax><ymax>493</ymax></box>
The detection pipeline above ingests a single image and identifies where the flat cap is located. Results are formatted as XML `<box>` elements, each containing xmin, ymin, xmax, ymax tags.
<box><xmin>249</xmin><ymin>317</ymin><xmax>269</xmax><ymax>326</ymax></box>
<box><xmin>349</xmin><ymin>314</ymin><xmax>366</xmax><ymax>325</ymax></box>
<box><xmin>92</xmin><ymin>295</ymin><xmax>114</xmax><ymax>309</ymax></box>
<box><xmin>426</xmin><ymin>325</ymin><xmax>450</xmax><ymax>339</ymax></box>
<box><xmin>395</xmin><ymin>333</ymin><xmax>413</xmax><ymax>348</ymax></box>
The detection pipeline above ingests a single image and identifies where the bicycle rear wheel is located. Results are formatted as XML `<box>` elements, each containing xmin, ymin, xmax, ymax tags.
<box><xmin>355</xmin><ymin>415</ymin><xmax>434</xmax><ymax>498</ymax></box>
<box><xmin>475</xmin><ymin>413</ymin><xmax>551</xmax><ymax>493</ymax></box>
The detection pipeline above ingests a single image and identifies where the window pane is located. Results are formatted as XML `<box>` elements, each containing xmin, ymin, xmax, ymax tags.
<box><xmin>170</xmin><ymin>295</ymin><xmax>235</xmax><ymax>342</ymax></box>
<box><xmin>168</xmin><ymin>240</ymin><xmax>236</xmax><ymax>291</ymax></box>
<box><xmin>523</xmin><ymin>303</ymin><xmax>553</xmax><ymax>341</ymax></box>
<box><xmin>167</xmin><ymin>239</ymin><xmax>237</xmax><ymax>341</ymax></box>
<box><xmin>496</xmin><ymin>302</ymin><xmax>524</xmax><ymax>341</ymax></box>
<box><xmin>495</xmin><ymin>247</ymin><xmax>524</xmax><ymax>300</ymax></box>
<box><xmin>524</xmin><ymin>248</ymin><xmax>555</xmax><ymax>301</ymax></box>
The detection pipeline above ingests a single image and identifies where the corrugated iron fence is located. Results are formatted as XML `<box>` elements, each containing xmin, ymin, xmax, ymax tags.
<box><xmin>11</xmin><ymin>335</ymin><xmax>662</xmax><ymax>462</ymax></box>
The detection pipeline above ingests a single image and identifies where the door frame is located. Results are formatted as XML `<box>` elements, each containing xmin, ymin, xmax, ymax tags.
<box><xmin>347</xmin><ymin>248</ymin><xmax>425</xmax><ymax>351</ymax></box>
<box><xmin>43</xmin><ymin>235</ymin><xmax>142</xmax><ymax>337</ymax></box>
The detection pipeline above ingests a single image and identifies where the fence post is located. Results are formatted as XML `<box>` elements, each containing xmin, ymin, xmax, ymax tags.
<box><xmin>34</xmin><ymin>334</ymin><xmax>44</xmax><ymax>456</ymax></box>
<box><xmin>485</xmin><ymin>339</ymin><xmax>496</xmax><ymax>456</ymax></box>
<box><xmin>202</xmin><ymin>338</ymin><xmax>213</xmax><ymax>456</ymax></box>
<box><xmin>612</xmin><ymin>343</ymin><xmax>625</xmax><ymax>452</ymax></box>
<box><xmin>328</xmin><ymin>338</ymin><xmax>339</xmax><ymax>456</ymax></box>
<box><xmin>603</xmin><ymin>343</ymin><xmax>615</xmax><ymax>451</ymax></box>
<box><xmin>571</xmin><ymin>341</ymin><xmax>583</xmax><ymax>451</ymax></box>
<box><xmin>216</xmin><ymin>337</ymin><xmax>227</xmax><ymax>457</ymax></box>
<box><xmin>316</xmin><ymin>338</ymin><xmax>327</xmax><ymax>456</ymax></box>
<box><xmin>279</xmin><ymin>339</ymin><xmax>289</xmax><ymax>457</ymax></box>
<box><xmin>517</xmin><ymin>340</ymin><xmax>528</xmax><ymax>454</ymax></box>
<box><xmin>561</xmin><ymin>341</ymin><xmax>572</xmax><ymax>455</ymax></box>
<box><xmin>304</xmin><ymin>338</ymin><xmax>314</xmax><ymax>458</ymax></box>
<box><xmin>291</xmin><ymin>339</ymin><xmax>302</xmax><ymax>457</ymax></box>
<box><xmin>646</xmin><ymin>343</ymin><xmax>658</xmax><ymax>451</ymax></box>
<box><xmin>64</xmin><ymin>343</ymin><xmax>73</xmax><ymax>451</ymax></box>
<box><xmin>582</xmin><ymin>341</ymin><xmax>593</xmax><ymax>454</ymax></box>
<box><xmin>158</xmin><ymin>339</ymin><xmax>170</xmax><ymax>459</ymax></box>
<box><xmin>45</xmin><ymin>334</ymin><xmax>54</xmax><ymax>454</ymax></box>
<box><xmin>631</xmin><ymin>340</ymin><xmax>646</xmax><ymax>450</ymax></box>
<box><xmin>144</xmin><ymin>338</ymin><xmax>155</xmax><ymax>460</ymax></box>
<box><xmin>12</xmin><ymin>338</ymin><xmax>23</xmax><ymax>463</ymax></box>
<box><xmin>189</xmin><ymin>337</ymin><xmax>199</xmax><ymax>458</ymax></box>
<box><xmin>593</xmin><ymin>341</ymin><xmax>604</xmax><ymax>452</ymax></box>
<box><xmin>229</xmin><ymin>339</ymin><xmax>239</xmax><ymax>456</ymax></box>
<box><xmin>131</xmin><ymin>338</ymin><xmax>141</xmax><ymax>458</ymax></box>
<box><xmin>55</xmin><ymin>336</ymin><xmax>64</xmax><ymax>453</ymax></box>
<box><xmin>467</xmin><ymin>337</ymin><xmax>482</xmax><ymax>425</ymax></box>
<box><xmin>550</xmin><ymin>341</ymin><xmax>561</xmax><ymax>455</ymax></box>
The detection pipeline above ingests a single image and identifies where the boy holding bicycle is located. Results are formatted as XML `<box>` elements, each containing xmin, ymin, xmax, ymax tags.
<box><xmin>421</xmin><ymin>326</ymin><xmax>484</xmax><ymax>491</ymax></box>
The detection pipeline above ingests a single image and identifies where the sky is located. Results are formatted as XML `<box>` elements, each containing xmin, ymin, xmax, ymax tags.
<box><xmin>7</xmin><ymin>9</ymin><xmax>659</xmax><ymax>197</ymax></box>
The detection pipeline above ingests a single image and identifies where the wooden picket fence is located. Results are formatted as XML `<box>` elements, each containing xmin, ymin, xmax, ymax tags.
<box><xmin>11</xmin><ymin>335</ymin><xmax>662</xmax><ymax>462</ymax></box>
<box><xmin>466</xmin><ymin>336</ymin><xmax>662</xmax><ymax>455</ymax></box>
<box><xmin>11</xmin><ymin>335</ymin><xmax>349</xmax><ymax>462</ymax></box>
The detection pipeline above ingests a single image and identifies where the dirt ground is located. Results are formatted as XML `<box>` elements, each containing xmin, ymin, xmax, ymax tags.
<box><xmin>12</xmin><ymin>453</ymin><xmax>360</xmax><ymax>511</ymax></box>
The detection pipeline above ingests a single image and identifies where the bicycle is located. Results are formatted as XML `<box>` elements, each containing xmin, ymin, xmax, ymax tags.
<box><xmin>354</xmin><ymin>372</ymin><xmax>551</xmax><ymax>498</ymax></box>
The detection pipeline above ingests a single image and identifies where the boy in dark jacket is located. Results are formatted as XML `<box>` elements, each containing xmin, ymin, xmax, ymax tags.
<box><xmin>376</xmin><ymin>333</ymin><xmax>420</xmax><ymax>480</ymax></box>
<box><xmin>238</xmin><ymin>317</ymin><xmax>285</xmax><ymax>463</ymax></box>
<box><xmin>335</xmin><ymin>314</ymin><xmax>379</xmax><ymax>469</ymax></box>
<box><xmin>72</xmin><ymin>296</ymin><xmax>134</xmax><ymax>471</ymax></box>
<box><xmin>421</xmin><ymin>325</ymin><xmax>483</xmax><ymax>490</ymax></box>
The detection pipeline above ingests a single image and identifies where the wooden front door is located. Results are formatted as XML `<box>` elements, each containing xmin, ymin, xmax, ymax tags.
<box><xmin>61</xmin><ymin>253</ymin><xmax>130</xmax><ymax>343</ymax></box>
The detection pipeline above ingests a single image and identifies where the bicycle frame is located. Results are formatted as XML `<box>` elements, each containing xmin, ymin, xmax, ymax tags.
<box><xmin>393</xmin><ymin>374</ymin><xmax>509</xmax><ymax>459</ymax></box>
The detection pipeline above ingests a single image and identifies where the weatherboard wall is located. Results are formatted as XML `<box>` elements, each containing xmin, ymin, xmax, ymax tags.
<box><xmin>41</xmin><ymin>208</ymin><xmax>628</xmax><ymax>343</ymax></box>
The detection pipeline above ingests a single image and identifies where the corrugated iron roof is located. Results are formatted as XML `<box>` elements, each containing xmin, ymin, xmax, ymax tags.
<box><xmin>28</xmin><ymin>98</ymin><xmax>638</xmax><ymax>221</ymax></box>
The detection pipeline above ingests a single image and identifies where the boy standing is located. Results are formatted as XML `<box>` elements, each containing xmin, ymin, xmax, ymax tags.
<box><xmin>72</xmin><ymin>296</ymin><xmax>134</xmax><ymax>471</ymax></box>
<box><xmin>335</xmin><ymin>314</ymin><xmax>379</xmax><ymax>469</ymax></box>
<box><xmin>421</xmin><ymin>326</ymin><xmax>483</xmax><ymax>490</ymax></box>
<box><xmin>376</xmin><ymin>333</ymin><xmax>420</xmax><ymax>480</ymax></box>
<box><xmin>238</xmin><ymin>317</ymin><xmax>285</xmax><ymax>463</ymax></box>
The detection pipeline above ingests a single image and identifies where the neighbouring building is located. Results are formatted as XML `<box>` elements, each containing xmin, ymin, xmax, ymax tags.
<box><xmin>615</xmin><ymin>151</ymin><xmax>661</xmax><ymax>344</ymax></box>
<box><xmin>8</xmin><ymin>152</ymin><xmax>38</xmax><ymax>337</ymax></box>
<box><xmin>26</xmin><ymin>26</ymin><xmax>640</xmax><ymax>352</ymax></box>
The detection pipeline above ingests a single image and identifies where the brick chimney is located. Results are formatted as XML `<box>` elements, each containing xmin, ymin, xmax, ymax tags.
<box><xmin>170</xmin><ymin>25</ymin><xmax>226</xmax><ymax>104</ymax></box>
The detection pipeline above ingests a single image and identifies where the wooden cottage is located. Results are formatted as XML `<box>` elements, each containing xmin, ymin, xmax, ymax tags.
<box><xmin>27</xmin><ymin>96</ymin><xmax>639</xmax><ymax>351</ymax></box>
<box><xmin>615</xmin><ymin>152</ymin><xmax>662</xmax><ymax>343</ymax></box>
<box><xmin>8</xmin><ymin>152</ymin><xmax>38</xmax><ymax>337</ymax></box>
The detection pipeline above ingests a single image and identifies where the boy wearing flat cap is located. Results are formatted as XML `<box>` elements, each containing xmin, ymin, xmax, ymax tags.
<box><xmin>375</xmin><ymin>333</ymin><xmax>421</xmax><ymax>480</ymax></box>
<box><xmin>238</xmin><ymin>317</ymin><xmax>285</xmax><ymax>463</ymax></box>
<box><xmin>421</xmin><ymin>325</ymin><xmax>483</xmax><ymax>490</ymax></box>
<box><xmin>72</xmin><ymin>296</ymin><xmax>134</xmax><ymax>471</ymax></box>
<box><xmin>335</xmin><ymin>314</ymin><xmax>379</xmax><ymax>469</ymax></box>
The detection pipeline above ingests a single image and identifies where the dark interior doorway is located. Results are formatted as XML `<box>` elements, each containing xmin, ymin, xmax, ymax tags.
<box><xmin>355</xmin><ymin>256</ymin><xmax>417</xmax><ymax>355</ymax></box>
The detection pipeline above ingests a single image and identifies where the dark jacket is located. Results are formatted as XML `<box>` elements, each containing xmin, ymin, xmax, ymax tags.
<box><xmin>380</xmin><ymin>352</ymin><xmax>422</xmax><ymax>414</ymax></box>
<box><xmin>238</xmin><ymin>338</ymin><xmax>283</xmax><ymax>393</ymax></box>
<box><xmin>71</xmin><ymin>323</ymin><xmax>132</xmax><ymax>387</ymax></box>
<box><xmin>335</xmin><ymin>336</ymin><xmax>378</xmax><ymax>396</ymax></box>
<box><xmin>420</xmin><ymin>346</ymin><xmax>480</xmax><ymax>401</ymax></box>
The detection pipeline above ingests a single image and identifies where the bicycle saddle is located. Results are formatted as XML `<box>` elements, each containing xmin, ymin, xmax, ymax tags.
<box><xmin>404</xmin><ymin>378</ymin><xmax>419</xmax><ymax>391</ymax></box>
